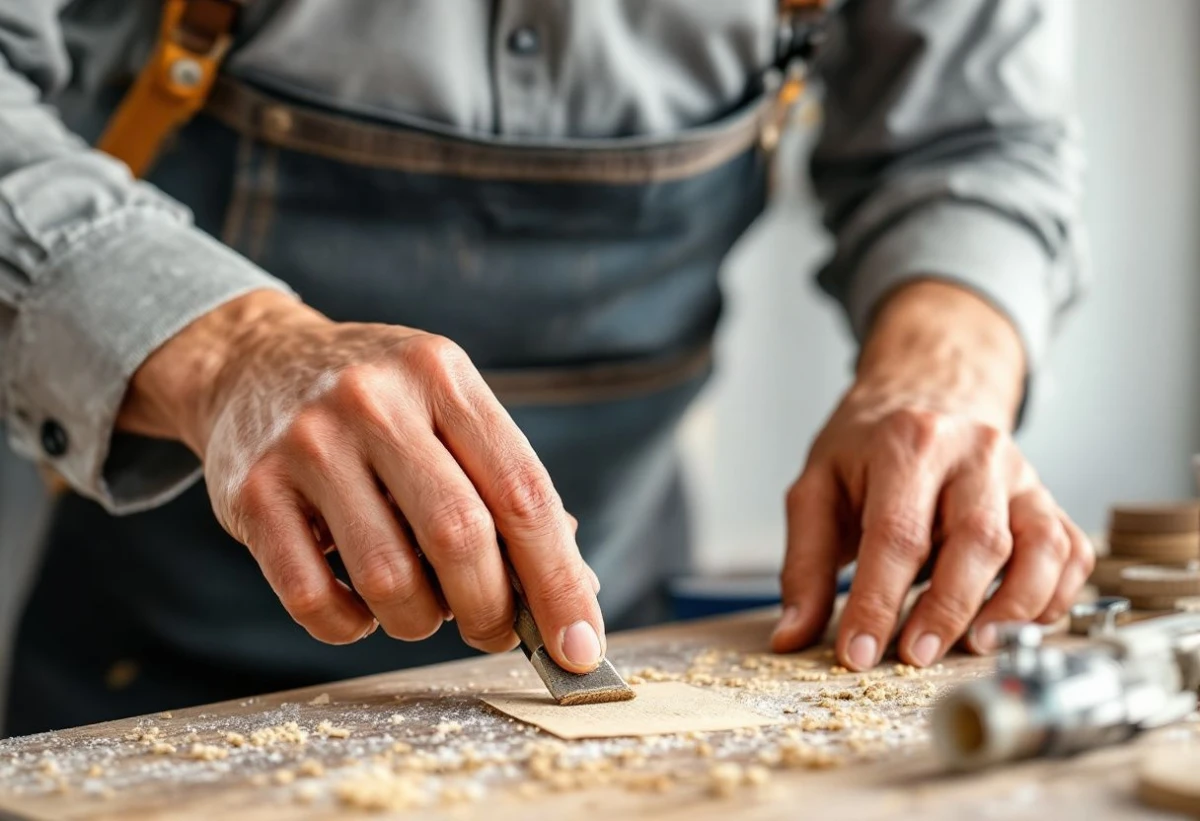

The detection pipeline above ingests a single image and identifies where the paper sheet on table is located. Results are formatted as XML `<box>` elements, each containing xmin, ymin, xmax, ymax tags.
<box><xmin>481</xmin><ymin>681</ymin><xmax>779</xmax><ymax>740</ymax></box>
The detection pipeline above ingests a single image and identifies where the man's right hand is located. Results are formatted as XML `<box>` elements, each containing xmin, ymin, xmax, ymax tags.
<box><xmin>117</xmin><ymin>290</ymin><xmax>605</xmax><ymax>672</ymax></box>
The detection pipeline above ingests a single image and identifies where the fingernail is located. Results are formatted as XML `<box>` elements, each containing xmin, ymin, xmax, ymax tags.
<box><xmin>911</xmin><ymin>632</ymin><xmax>941</xmax><ymax>667</ymax></box>
<box><xmin>772</xmin><ymin>606</ymin><xmax>802</xmax><ymax>642</ymax></box>
<box><xmin>561</xmin><ymin>621</ymin><xmax>602</xmax><ymax>669</ymax></box>
<box><xmin>973</xmin><ymin>622</ymin><xmax>997</xmax><ymax>653</ymax></box>
<box><xmin>846</xmin><ymin>633</ymin><xmax>879</xmax><ymax>670</ymax></box>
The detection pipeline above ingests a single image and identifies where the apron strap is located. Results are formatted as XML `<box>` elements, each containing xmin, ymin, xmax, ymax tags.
<box><xmin>762</xmin><ymin>0</ymin><xmax>831</xmax><ymax>150</ymax></box>
<box><xmin>41</xmin><ymin>0</ymin><xmax>246</xmax><ymax>495</ymax></box>
<box><xmin>96</xmin><ymin>0</ymin><xmax>246</xmax><ymax>178</ymax></box>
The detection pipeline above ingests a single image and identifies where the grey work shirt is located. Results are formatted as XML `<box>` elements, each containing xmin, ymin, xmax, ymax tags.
<box><xmin>0</xmin><ymin>0</ymin><xmax>1084</xmax><ymax>511</ymax></box>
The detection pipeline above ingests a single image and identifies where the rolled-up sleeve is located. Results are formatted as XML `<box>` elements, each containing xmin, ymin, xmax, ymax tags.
<box><xmin>811</xmin><ymin>0</ymin><xmax>1085</xmax><ymax>370</ymax></box>
<box><xmin>0</xmin><ymin>5</ymin><xmax>293</xmax><ymax>514</ymax></box>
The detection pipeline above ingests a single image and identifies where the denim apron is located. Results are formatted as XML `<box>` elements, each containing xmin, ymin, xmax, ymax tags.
<box><xmin>5</xmin><ymin>73</ymin><xmax>771</xmax><ymax>734</ymax></box>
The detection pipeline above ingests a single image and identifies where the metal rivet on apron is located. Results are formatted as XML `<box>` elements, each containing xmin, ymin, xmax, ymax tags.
<box><xmin>261</xmin><ymin>106</ymin><xmax>295</xmax><ymax>139</ymax></box>
<box><xmin>168</xmin><ymin>57</ymin><xmax>204</xmax><ymax>88</ymax></box>
<box><xmin>506</xmin><ymin>26</ymin><xmax>541</xmax><ymax>55</ymax></box>
<box><xmin>39</xmin><ymin>419</ymin><xmax>68</xmax><ymax>458</ymax></box>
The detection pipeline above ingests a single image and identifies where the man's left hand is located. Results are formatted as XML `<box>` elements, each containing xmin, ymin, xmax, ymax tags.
<box><xmin>771</xmin><ymin>281</ymin><xmax>1094</xmax><ymax>670</ymax></box>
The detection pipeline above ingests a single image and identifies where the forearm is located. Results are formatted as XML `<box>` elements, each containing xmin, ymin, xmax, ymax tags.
<box><xmin>853</xmin><ymin>280</ymin><xmax>1027</xmax><ymax>431</ymax></box>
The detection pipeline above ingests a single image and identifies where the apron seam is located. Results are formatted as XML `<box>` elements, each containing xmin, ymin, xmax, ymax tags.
<box><xmin>204</xmin><ymin>78</ymin><xmax>768</xmax><ymax>185</ymax></box>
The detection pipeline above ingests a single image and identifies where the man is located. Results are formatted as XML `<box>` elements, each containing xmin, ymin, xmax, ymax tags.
<box><xmin>0</xmin><ymin>0</ymin><xmax>1091</xmax><ymax>736</ymax></box>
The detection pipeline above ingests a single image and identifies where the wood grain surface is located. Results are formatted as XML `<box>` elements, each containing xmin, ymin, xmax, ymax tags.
<box><xmin>0</xmin><ymin>609</ymin><xmax>1194</xmax><ymax>820</ymax></box>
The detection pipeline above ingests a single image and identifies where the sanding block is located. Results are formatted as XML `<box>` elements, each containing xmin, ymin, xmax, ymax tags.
<box><xmin>512</xmin><ymin>597</ymin><xmax>635</xmax><ymax>706</ymax></box>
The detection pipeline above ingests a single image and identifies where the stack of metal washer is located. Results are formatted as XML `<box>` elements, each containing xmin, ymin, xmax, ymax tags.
<box><xmin>1089</xmin><ymin>501</ymin><xmax>1200</xmax><ymax>611</ymax></box>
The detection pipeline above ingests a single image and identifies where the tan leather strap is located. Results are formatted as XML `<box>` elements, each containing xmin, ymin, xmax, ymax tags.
<box><xmin>40</xmin><ymin>0</ymin><xmax>245</xmax><ymax>494</ymax></box>
<box><xmin>96</xmin><ymin>0</ymin><xmax>244</xmax><ymax>178</ymax></box>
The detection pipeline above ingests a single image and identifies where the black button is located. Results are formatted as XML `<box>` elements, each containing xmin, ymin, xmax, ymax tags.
<box><xmin>507</xmin><ymin>26</ymin><xmax>541</xmax><ymax>55</ymax></box>
<box><xmin>40</xmin><ymin>419</ymin><xmax>68</xmax><ymax>458</ymax></box>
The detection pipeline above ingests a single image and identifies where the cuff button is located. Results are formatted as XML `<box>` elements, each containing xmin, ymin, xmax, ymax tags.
<box><xmin>40</xmin><ymin>419</ymin><xmax>68</xmax><ymax>458</ymax></box>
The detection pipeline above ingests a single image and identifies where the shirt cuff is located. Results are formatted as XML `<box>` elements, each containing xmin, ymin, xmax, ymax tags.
<box><xmin>839</xmin><ymin>201</ymin><xmax>1056</xmax><ymax>372</ymax></box>
<box><xmin>4</xmin><ymin>207</ymin><xmax>294</xmax><ymax>514</ymax></box>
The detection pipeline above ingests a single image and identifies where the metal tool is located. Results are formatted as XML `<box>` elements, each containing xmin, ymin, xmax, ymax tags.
<box><xmin>931</xmin><ymin>608</ymin><xmax>1200</xmax><ymax>771</ymax></box>
<box><xmin>512</xmin><ymin>597</ymin><xmax>635</xmax><ymax>706</ymax></box>
<box><xmin>501</xmin><ymin>544</ymin><xmax>634</xmax><ymax>706</ymax></box>
<box><xmin>1068</xmin><ymin>596</ymin><xmax>1131</xmax><ymax>635</ymax></box>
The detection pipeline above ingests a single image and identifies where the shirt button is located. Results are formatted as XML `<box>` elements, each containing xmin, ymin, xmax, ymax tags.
<box><xmin>507</xmin><ymin>26</ymin><xmax>541</xmax><ymax>55</ymax></box>
<box><xmin>40</xmin><ymin>419</ymin><xmax>68</xmax><ymax>458</ymax></box>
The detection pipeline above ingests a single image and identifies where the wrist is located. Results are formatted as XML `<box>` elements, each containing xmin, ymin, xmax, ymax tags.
<box><xmin>851</xmin><ymin>280</ymin><xmax>1026</xmax><ymax>429</ymax></box>
<box><xmin>117</xmin><ymin>289</ymin><xmax>318</xmax><ymax>455</ymax></box>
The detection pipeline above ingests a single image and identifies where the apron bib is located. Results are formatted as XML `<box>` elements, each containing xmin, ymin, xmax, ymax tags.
<box><xmin>6</xmin><ymin>77</ymin><xmax>770</xmax><ymax>734</ymax></box>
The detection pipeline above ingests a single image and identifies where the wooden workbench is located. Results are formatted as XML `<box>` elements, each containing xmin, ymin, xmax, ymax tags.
<box><xmin>0</xmin><ymin>610</ymin><xmax>1193</xmax><ymax>820</ymax></box>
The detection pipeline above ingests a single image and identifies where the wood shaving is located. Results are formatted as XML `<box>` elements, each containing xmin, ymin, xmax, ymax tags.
<box><xmin>439</xmin><ymin>783</ymin><xmax>485</xmax><ymax>804</ymax></box>
<box><xmin>124</xmin><ymin>726</ymin><xmax>160</xmax><ymax>743</ymax></box>
<box><xmin>186</xmin><ymin>744</ymin><xmax>228</xmax><ymax>761</ymax></box>
<box><xmin>150</xmin><ymin>742</ymin><xmax>177</xmax><ymax>755</ymax></box>
<box><xmin>778</xmin><ymin>741</ymin><xmax>844</xmax><ymax>770</ymax></box>
<box><xmin>708</xmin><ymin>763</ymin><xmax>745</xmax><ymax>797</ymax></box>
<box><xmin>336</xmin><ymin>768</ymin><xmax>427</xmax><ymax>811</ymax></box>
<box><xmin>308</xmin><ymin>693</ymin><xmax>331</xmax><ymax>706</ymax></box>
<box><xmin>249</xmin><ymin>722</ymin><xmax>309</xmax><ymax>746</ymax></box>
<box><xmin>317</xmin><ymin>720</ymin><xmax>351</xmax><ymax>739</ymax></box>
<box><xmin>297</xmin><ymin>759</ymin><xmax>325</xmax><ymax>778</ymax></box>
<box><xmin>744</xmin><ymin>765</ymin><xmax>771</xmax><ymax>787</ymax></box>
<box><xmin>273</xmin><ymin>769</ymin><xmax>296</xmax><ymax>785</ymax></box>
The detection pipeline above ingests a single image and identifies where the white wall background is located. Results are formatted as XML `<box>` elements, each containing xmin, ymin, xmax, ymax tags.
<box><xmin>683</xmin><ymin>0</ymin><xmax>1200</xmax><ymax>575</ymax></box>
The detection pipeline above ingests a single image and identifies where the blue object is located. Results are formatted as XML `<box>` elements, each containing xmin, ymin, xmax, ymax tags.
<box><xmin>667</xmin><ymin>566</ymin><xmax>856</xmax><ymax>621</ymax></box>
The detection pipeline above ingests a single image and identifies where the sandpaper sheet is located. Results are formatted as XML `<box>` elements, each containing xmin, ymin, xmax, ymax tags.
<box><xmin>480</xmin><ymin>681</ymin><xmax>779</xmax><ymax>740</ymax></box>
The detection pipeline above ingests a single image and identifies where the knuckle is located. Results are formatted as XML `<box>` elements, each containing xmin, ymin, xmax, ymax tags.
<box><xmin>276</xmin><ymin>564</ymin><xmax>330</xmax><ymax>622</ymax></box>
<box><xmin>460</xmin><ymin>603</ymin><xmax>517</xmax><ymax>651</ymax></box>
<box><xmin>972</xmin><ymin>424</ymin><xmax>1008</xmax><ymax>462</ymax></box>
<box><xmin>494</xmin><ymin>466</ymin><xmax>561</xmax><ymax>529</ymax></box>
<box><xmin>404</xmin><ymin>334</ymin><xmax>468</xmax><ymax>378</ymax></box>
<box><xmin>919</xmin><ymin>588</ymin><xmax>978</xmax><ymax>631</ymax></box>
<box><xmin>236</xmin><ymin>468</ymin><xmax>281</xmax><ymax>521</ymax></box>
<box><xmin>330</xmin><ymin>365</ymin><xmax>389</xmax><ymax>416</ymax></box>
<box><xmin>883</xmin><ymin>408</ymin><xmax>944</xmax><ymax>458</ymax></box>
<box><xmin>531</xmin><ymin>564</ymin><xmax>588</xmax><ymax>614</ymax></box>
<box><xmin>1020</xmin><ymin>514</ymin><xmax>1067</xmax><ymax>558</ymax></box>
<box><xmin>353</xmin><ymin>548</ymin><xmax>414</xmax><ymax>604</ymax></box>
<box><xmin>785</xmin><ymin>472</ymin><xmax>825</xmax><ymax>511</ymax></box>
<box><xmin>285</xmin><ymin>410</ymin><xmax>340</xmax><ymax>469</ymax></box>
<box><xmin>1069</xmin><ymin>529</ymin><xmax>1097</xmax><ymax>575</ymax></box>
<box><xmin>989</xmin><ymin>588</ymin><xmax>1045</xmax><ymax>622</ymax></box>
<box><xmin>847</xmin><ymin>588</ymin><xmax>901</xmax><ymax>633</ymax></box>
<box><xmin>1075</xmin><ymin>541</ymin><xmax>1097</xmax><ymax>576</ymax></box>
<box><xmin>957</xmin><ymin>509</ymin><xmax>1012</xmax><ymax>560</ymax></box>
<box><xmin>231</xmin><ymin>467</ymin><xmax>291</xmax><ymax>545</ymax></box>
<box><xmin>868</xmin><ymin>511</ymin><xmax>929</xmax><ymax>563</ymax></box>
<box><xmin>424</xmin><ymin>501</ymin><xmax>495</xmax><ymax>563</ymax></box>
